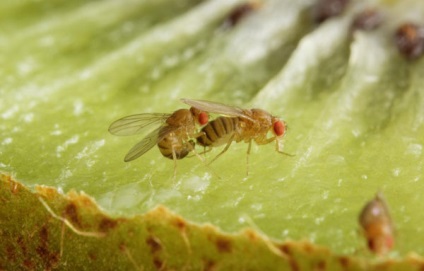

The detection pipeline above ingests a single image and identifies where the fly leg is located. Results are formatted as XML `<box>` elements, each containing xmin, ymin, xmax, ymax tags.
<box><xmin>185</xmin><ymin>146</ymin><xmax>212</xmax><ymax>157</ymax></box>
<box><xmin>258</xmin><ymin>136</ymin><xmax>294</xmax><ymax>156</ymax></box>
<box><xmin>198</xmin><ymin>146</ymin><xmax>212</xmax><ymax>155</ymax></box>
<box><xmin>171</xmin><ymin>145</ymin><xmax>178</xmax><ymax>181</ymax></box>
<box><xmin>182</xmin><ymin>134</ymin><xmax>221</xmax><ymax>179</ymax></box>
<box><xmin>275</xmin><ymin>138</ymin><xmax>295</xmax><ymax>156</ymax></box>
<box><xmin>246</xmin><ymin>139</ymin><xmax>252</xmax><ymax>176</ymax></box>
<box><xmin>208</xmin><ymin>133</ymin><xmax>235</xmax><ymax>165</ymax></box>
<box><xmin>190</xmin><ymin>143</ymin><xmax>222</xmax><ymax>180</ymax></box>
<box><xmin>188</xmin><ymin>141</ymin><xmax>205</xmax><ymax>163</ymax></box>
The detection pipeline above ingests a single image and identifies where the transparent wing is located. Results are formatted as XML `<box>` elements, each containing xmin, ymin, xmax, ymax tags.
<box><xmin>108</xmin><ymin>113</ymin><xmax>170</xmax><ymax>136</ymax></box>
<box><xmin>124</xmin><ymin>125</ymin><xmax>180</xmax><ymax>162</ymax></box>
<box><xmin>181</xmin><ymin>98</ymin><xmax>254</xmax><ymax>121</ymax></box>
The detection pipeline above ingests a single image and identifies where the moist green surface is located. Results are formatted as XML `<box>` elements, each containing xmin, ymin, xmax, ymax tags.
<box><xmin>1</xmin><ymin>0</ymin><xmax>424</xmax><ymax>256</ymax></box>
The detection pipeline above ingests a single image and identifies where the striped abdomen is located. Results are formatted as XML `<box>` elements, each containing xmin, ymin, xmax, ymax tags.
<box><xmin>158</xmin><ymin>134</ymin><xmax>195</xmax><ymax>160</ymax></box>
<box><xmin>197</xmin><ymin>117</ymin><xmax>239</xmax><ymax>147</ymax></box>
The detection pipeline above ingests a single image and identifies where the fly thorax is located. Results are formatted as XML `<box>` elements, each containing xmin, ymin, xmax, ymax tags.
<box><xmin>251</xmin><ymin>109</ymin><xmax>273</xmax><ymax>134</ymax></box>
<box><xmin>166</xmin><ymin>109</ymin><xmax>193</xmax><ymax>127</ymax></box>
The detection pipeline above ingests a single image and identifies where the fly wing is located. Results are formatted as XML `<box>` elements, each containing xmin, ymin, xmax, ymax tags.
<box><xmin>124</xmin><ymin>125</ymin><xmax>179</xmax><ymax>162</ymax></box>
<box><xmin>181</xmin><ymin>98</ymin><xmax>254</xmax><ymax>121</ymax></box>
<box><xmin>109</xmin><ymin>113</ymin><xmax>170</xmax><ymax>136</ymax></box>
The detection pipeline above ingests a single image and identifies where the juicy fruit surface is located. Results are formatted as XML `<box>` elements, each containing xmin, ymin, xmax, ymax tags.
<box><xmin>1</xmin><ymin>0</ymin><xmax>424</xmax><ymax>257</ymax></box>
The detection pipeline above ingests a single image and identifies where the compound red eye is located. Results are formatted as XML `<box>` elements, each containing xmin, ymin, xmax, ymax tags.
<box><xmin>198</xmin><ymin>112</ymin><xmax>209</xmax><ymax>125</ymax></box>
<box><xmin>273</xmin><ymin>121</ymin><xmax>285</xmax><ymax>136</ymax></box>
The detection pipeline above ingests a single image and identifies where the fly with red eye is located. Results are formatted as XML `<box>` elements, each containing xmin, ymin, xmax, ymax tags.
<box><xmin>181</xmin><ymin>99</ymin><xmax>292</xmax><ymax>175</ymax></box>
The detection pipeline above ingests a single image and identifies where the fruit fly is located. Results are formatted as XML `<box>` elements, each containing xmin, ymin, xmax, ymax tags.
<box><xmin>180</xmin><ymin>99</ymin><xmax>290</xmax><ymax>174</ymax></box>
<box><xmin>108</xmin><ymin>107</ymin><xmax>208</xmax><ymax>176</ymax></box>
<box><xmin>358</xmin><ymin>193</ymin><xmax>394</xmax><ymax>255</ymax></box>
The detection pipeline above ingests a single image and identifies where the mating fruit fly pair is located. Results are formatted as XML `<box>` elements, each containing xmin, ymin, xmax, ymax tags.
<box><xmin>108</xmin><ymin>99</ymin><xmax>288</xmax><ymax>176</ymax></box>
